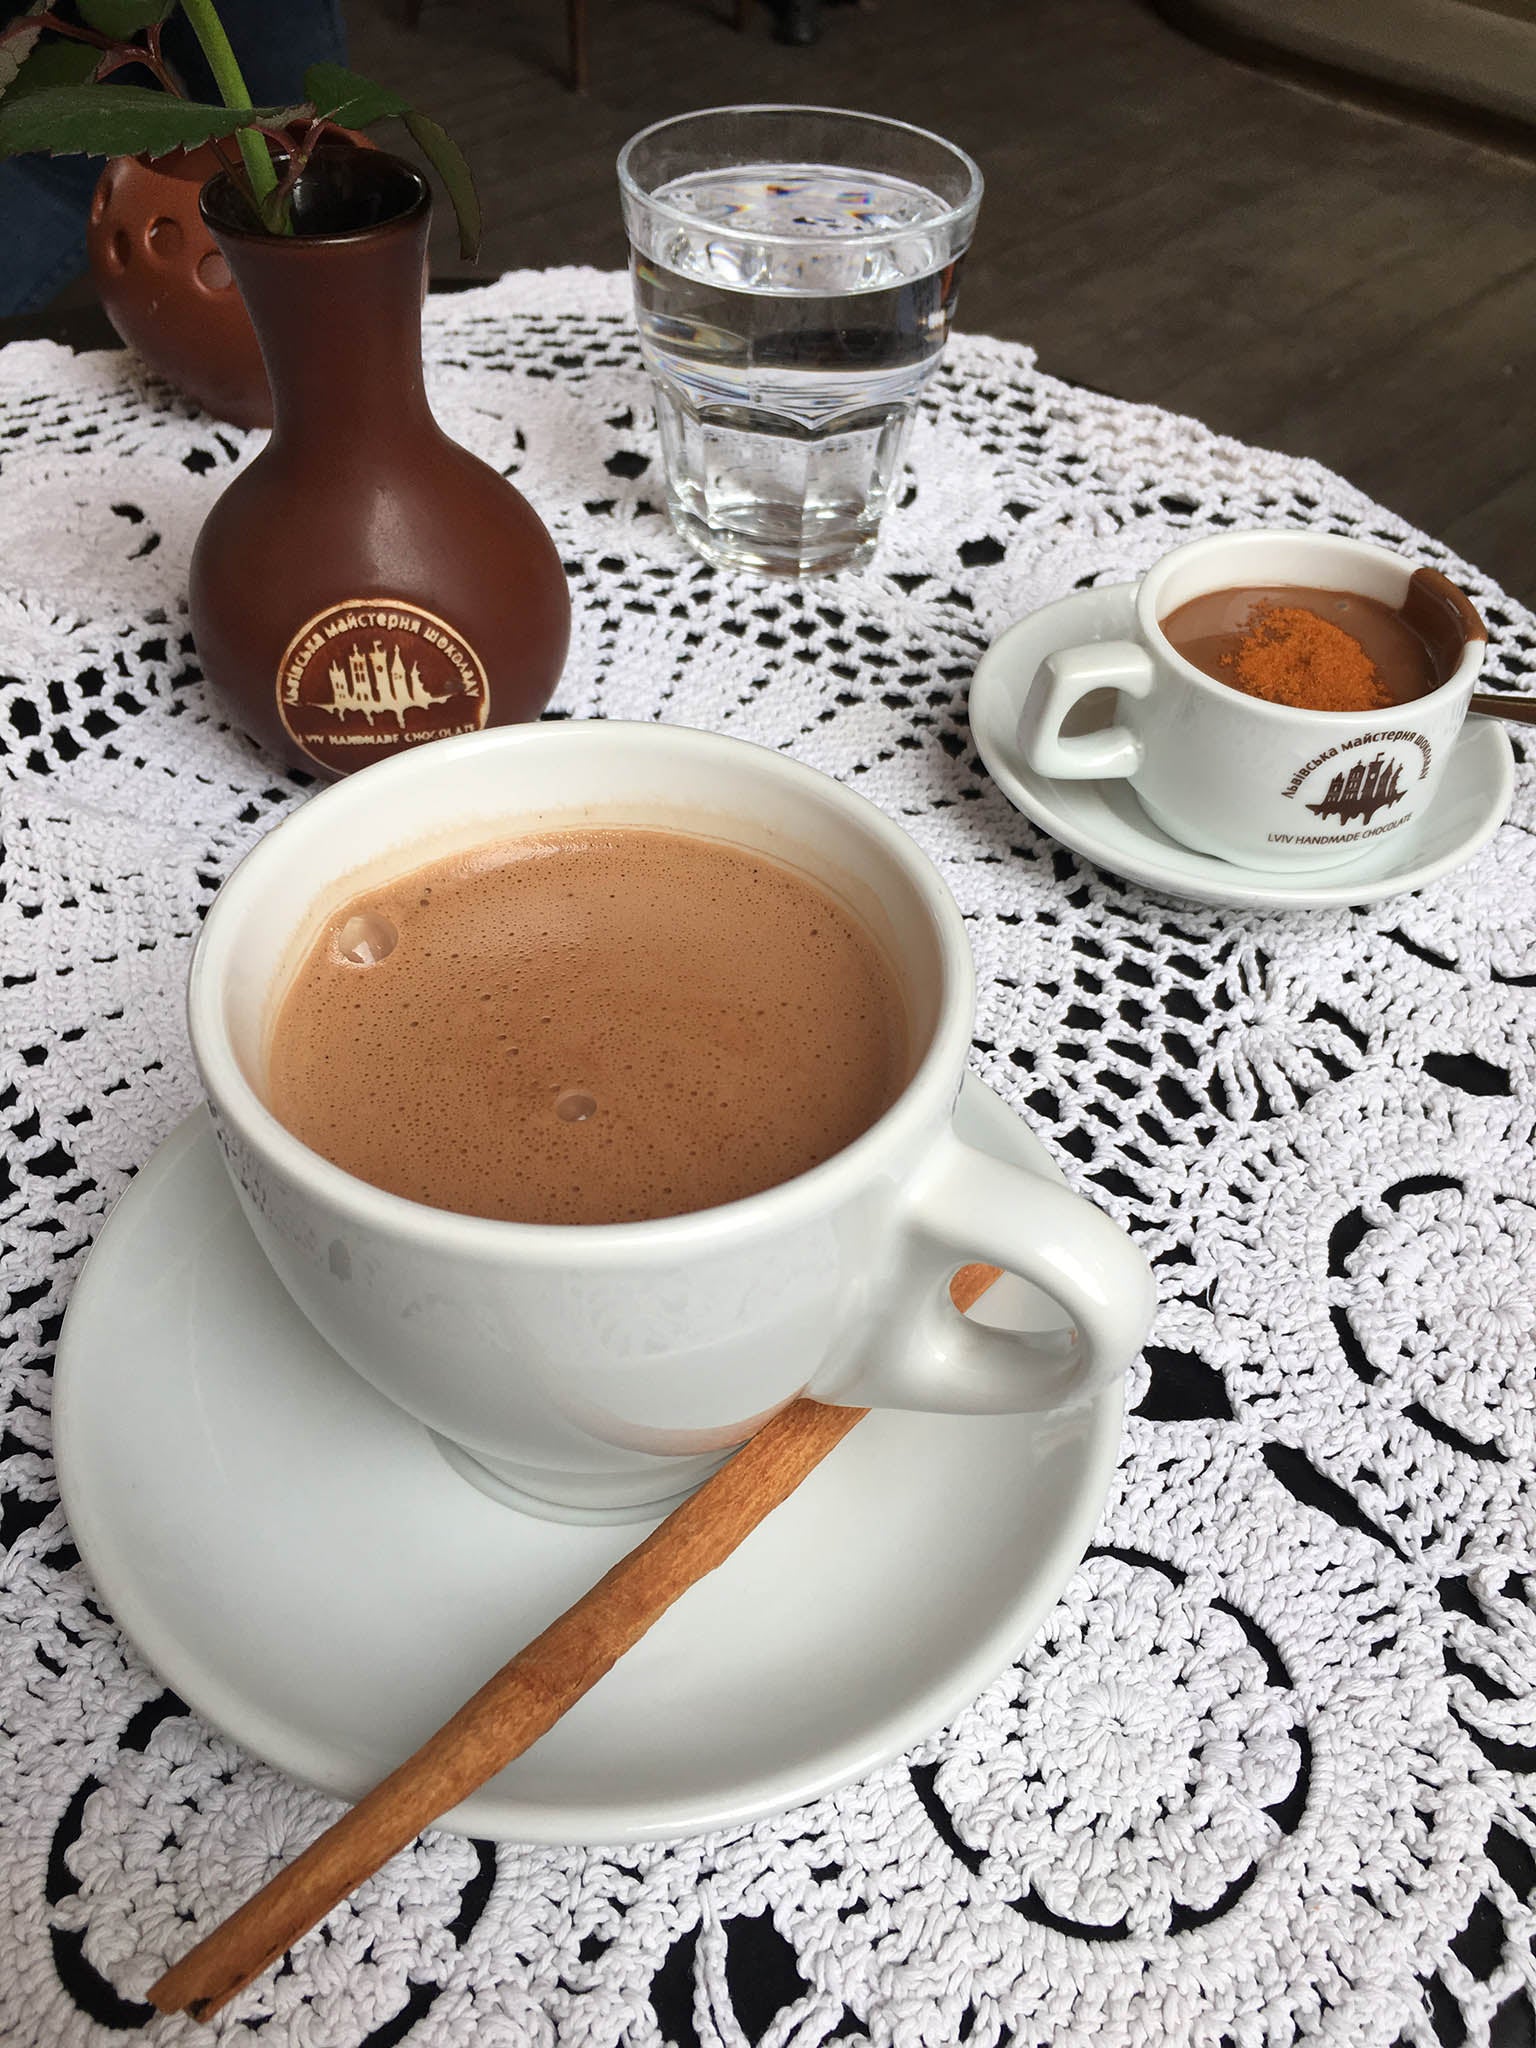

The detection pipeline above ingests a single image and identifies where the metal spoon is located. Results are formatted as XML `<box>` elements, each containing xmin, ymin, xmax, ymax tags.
<box><xmin>1471</xmin><ymin>692</ymin><xmax>1536</xmax><ymax>726</ymax></box>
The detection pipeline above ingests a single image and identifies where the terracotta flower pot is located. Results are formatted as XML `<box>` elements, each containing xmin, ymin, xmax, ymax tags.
<box><xmin>88</xmin><ymin>143</ymin><xmax>271</xmax><ymax>430</ymax></box>
<box><xmin>188</xmin><ymin>148</ymin><xmax>571</xmax><ymax>778</ymax></box>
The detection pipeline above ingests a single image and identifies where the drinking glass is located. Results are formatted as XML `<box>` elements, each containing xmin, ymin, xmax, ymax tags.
<box><xmin>618</xmin><ymin>105</ymin><xmax>983</xmax><ymax>579</ymax></box>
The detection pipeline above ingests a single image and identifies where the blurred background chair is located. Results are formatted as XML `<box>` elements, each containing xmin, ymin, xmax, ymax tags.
<box><xmin>400</xmin><ymin>0</ymin><xmax>754</xmax><ymax>91</ymax></box>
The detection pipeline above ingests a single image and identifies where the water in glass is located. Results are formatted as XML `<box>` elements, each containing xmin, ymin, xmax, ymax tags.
<box><xmin>630</xmin><ymin>164</ymin><xmax>965</xmax><ymax>577</ymax></box>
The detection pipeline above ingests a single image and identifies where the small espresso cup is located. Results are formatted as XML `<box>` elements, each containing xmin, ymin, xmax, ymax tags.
<box><xmin>1016</xmin><ymin>530</ymin><xmax>1486</xmax><ymax>870</ymax></box>
<box><xmin>189</xmin><ymin>721</ymin><xmax>1154</xmax><ymax>1523</ymax></box>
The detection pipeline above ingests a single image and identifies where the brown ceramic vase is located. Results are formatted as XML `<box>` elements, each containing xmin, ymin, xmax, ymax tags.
<box><xmin>89</xmin><ymin>145</ymin><xmax>270</xmax><ymax>428</ymax></box>
<box><xmin>188</xmin><ymin>150</ymin><xmax>571</xmax><ymax>778</ymax></box>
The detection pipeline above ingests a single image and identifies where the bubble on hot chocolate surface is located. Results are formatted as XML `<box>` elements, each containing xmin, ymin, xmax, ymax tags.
<box><xmin>334</xmin><ymin>912</ymin><xmax>397</xmax><ymax>967</ymax></box>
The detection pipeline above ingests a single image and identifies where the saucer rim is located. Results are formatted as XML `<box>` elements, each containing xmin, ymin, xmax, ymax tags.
<box><xmin>970</xmin><ymin>582</ymin><xmax>1515</xmax><ymax>910</ymax></box>
<box><xmin>54</xmin><ymin>1084</ymin><xmax>1124</xmax><ymax>1844</ymax></box>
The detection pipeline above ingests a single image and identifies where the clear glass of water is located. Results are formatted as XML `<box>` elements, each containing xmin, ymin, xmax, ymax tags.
<box><xmin>617</xmin><ymin>105</ymin><xmax>983</xmax><ymax>579</ymax></box>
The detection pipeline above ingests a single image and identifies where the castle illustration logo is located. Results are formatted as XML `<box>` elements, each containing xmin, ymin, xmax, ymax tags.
<box><xmin>319</xmin><ymin>640</ymin><xmax>444</xmax><ymax>727</ymax></box>
<box><xmin>276</xmin><ymin>600</ymin><xmax>489</xmax><ymax>773</ymax></box>
<box><xmin>1304</xmin><ymin>751</ymin><xmax>1406</xmax><ymax>826</ymax></box>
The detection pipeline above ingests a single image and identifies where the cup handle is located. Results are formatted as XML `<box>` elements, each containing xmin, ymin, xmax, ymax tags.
<box><xmin>815</xmin><ymin>1125</ymin><xmax>1155</xmax><ymax>1415</ymax></box>
<box><xmin>1017</xmin><ymin>639</ymin><xmax>1155</xmax><ymax>780</ymax></box>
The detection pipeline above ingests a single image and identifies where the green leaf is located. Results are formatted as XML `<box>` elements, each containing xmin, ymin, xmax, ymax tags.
<box><xmin>301</xmin><ymin>64</ymin><xmax>482</xmax><ymax>261</ymax></box>
<box><xmin>303</xmin><ymin>61</ymin><xmax>408</xmax><ymax>128</ymax></box>
<box><xmin>76</xmin><ymin>0</ymin><xmax>176</xmax><ymax>36</ymax></box>
<box><xmin>402</xmin><ymin>108</ymin><xmax>481</xmax><ymax>261</ymax></box>
<box><xmin>4</xmin><ymin>39</ymin><xmax>103</xmax><ymax>104</ymax></box>
<box><xmin>0</xmin><ymin>82</ymin><xmax>304</xmax><ymax>160</ymax></box>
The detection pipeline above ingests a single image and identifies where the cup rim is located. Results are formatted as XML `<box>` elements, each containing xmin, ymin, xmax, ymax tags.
<box><xmin>1134</xmin><ymin>530</ymin><xmax>1483</xmax><ymax>725</ymax></box>
<box><xmin>616</xmin><ymin>103</ymin><xmax>984</xmax><ymax>251</ymax></box>
<box><xmin>189</xmin><ymin>721</ymin><xmax>976</xmax><ymax>1259</ymax></box>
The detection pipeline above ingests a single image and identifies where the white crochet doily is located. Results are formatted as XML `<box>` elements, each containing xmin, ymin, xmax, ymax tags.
<box><xmin>2</xmin><ymin>268</ymin><xmax>1534</xmax><ymax>2048</ymax></box>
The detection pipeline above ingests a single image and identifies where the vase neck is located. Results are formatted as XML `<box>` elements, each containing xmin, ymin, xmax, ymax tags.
<box><xmin>213</xmin><ymin>204</ymin><xmax>434</xmax><ymax>444</ymax></box>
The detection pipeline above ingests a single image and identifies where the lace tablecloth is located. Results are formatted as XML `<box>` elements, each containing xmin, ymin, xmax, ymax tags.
<box><xmin>2</xmin><ymin>267</ymin><xmax>1534</xmax><ymax>2048</ymax></box>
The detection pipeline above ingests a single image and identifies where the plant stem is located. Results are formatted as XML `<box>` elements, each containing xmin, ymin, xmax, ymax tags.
<box><xmin>177</xmin><ymin>0</ymin><xmax>279</xmax><ymax>215</ymax></box>
<box><xmin>93</xmin><ymin>44</ymin><xmax>184</xmax><ymax>95</ymax></box>
<box><xmin>145</xmin><ymin>22</ymin><xmax>189</xmax><ymax>98</ymax></box>
<box><xmin>7</xmin><ymin>13</ymin><xmax>113</xmax><ymax>51</ymax></box>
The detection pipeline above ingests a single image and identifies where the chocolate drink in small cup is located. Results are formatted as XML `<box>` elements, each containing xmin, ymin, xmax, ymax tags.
<box><xmin>1160</xmin><ymin>567</ymin><xmax>1479</xmax><ymax>712</ymax></box>
<box><xmin>264</xmin><ymin>826</ymin><xmax>911</xmax><ymax>1224</ymax></box>
<box><xmin>1013</xmin><ymin>531</ymin><xmax>1488</xmax><ymax>868</ymax></box>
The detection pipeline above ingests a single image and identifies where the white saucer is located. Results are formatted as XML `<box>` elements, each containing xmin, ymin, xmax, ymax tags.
<box><xmin>970</xmin><ymin>583</ymin><xmax>1515</xmax><ymax>909</ymax></box>
<box><xmin>54</xmin><ymin>1079</ymin><xmax>1122</xmax><ymax>1845</ymax></box>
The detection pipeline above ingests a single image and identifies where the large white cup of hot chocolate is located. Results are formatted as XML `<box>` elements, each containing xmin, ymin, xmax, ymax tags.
<box><xmin>189</xmin><ymin>721</ymin><xmax>1154</xmax><ymax>1522</ymax></box>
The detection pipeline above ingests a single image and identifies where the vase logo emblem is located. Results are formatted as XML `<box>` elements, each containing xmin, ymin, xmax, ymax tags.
<box><xmin>277</xmin><ymin>600</ymin><xmax>489</xmax><ymax>773</ymax></box>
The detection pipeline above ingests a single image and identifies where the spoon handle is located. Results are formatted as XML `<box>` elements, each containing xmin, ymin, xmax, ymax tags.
<box><xmin>1470</xmin><ymin>691</ymin><xmax>1536</xmax><ymax>727</ymax></box>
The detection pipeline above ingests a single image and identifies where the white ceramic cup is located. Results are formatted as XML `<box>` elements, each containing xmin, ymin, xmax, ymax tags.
<box><xmin>1016</xmin><ymin>531</ymin><xmax>1486</xmax><ymax>870</ymax></box>
<box><xmin>188</xmin><ymin>721</ymin><xmax>1155</xmax><ymax>1523</ymax></box>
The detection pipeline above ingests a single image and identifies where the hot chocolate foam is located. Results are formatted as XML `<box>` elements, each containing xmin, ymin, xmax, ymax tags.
<box><xmin>264</xmin><ymin>827</ymin><xmax>910</xmax><ymax>1225</ymax></box>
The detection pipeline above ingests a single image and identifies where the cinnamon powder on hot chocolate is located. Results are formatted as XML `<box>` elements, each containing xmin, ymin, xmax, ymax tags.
<box><xmin>1220</xmin><ymin>602</ymin><xmax>1387</xmax><ymax>712</ymax></box>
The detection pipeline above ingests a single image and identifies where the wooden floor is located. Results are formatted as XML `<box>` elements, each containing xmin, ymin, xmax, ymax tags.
<box><xmin>348</xmin><ymin>0</ymin><xmax>1536</xmax><ymax>604</ymax></box>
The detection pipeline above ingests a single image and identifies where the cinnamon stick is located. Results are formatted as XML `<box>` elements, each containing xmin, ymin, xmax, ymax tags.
<box><xmin>148</xmin><ymin>1263</ymin><xmax>1001</xmax><ymax>2022</ymax></box>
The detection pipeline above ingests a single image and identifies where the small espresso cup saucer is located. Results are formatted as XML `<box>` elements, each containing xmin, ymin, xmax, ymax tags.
<box><xmin>970</xmin><ymin>583</ymin><xmax>1515</xmax><ymax>911</ymax></box>
<box><xmin>54</xmin><ymin>1078</ymin><xmax>1123</xmax><ymax>1846</ymax></box>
